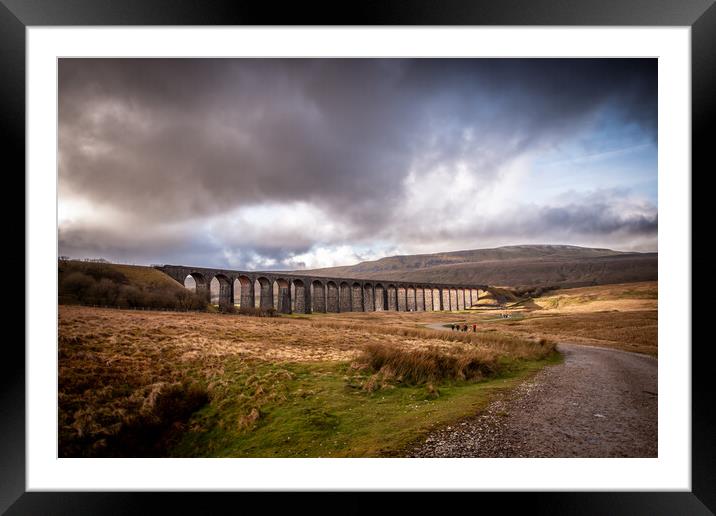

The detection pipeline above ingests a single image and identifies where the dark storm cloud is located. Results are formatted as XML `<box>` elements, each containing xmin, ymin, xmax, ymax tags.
<box><xmin>58</xmin><ymin>58</ymin><xmax>657</xmax><ymax>266</ymax></box>
<box><xmin>59</xmin><ymin>59</ymin><xmax>416</xmax><ymax>224</ymax></box>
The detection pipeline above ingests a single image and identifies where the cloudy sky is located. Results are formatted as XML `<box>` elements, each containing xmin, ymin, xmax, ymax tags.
<box><xmin>58</xmin><ymin>58</ymin><xmax>657</xmax><ymax>270</ymax></box>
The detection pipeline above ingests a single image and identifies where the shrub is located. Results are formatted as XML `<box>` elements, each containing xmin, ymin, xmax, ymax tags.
<box><xmin>218</xmin><ymin>304</ymin><xmax>236</xmax><ymax>314</ymax></box>
<box><xmin>355</xmin><ymin>343</ymin><xmax>500</xmax><ymax>388</ymax></box>
<box><xmin>237</xmin><ymin>306</ymin><xmax>278</xmax><ymax>317</ymax></box>
<box><xmin>238</xmin><ymin>306</ymin><xmax>262</xmax><ymax>316</ymax></box>
<box><xmin>60</xmin><ymin>271</ymin><xmax>94</xmax><ymax>300</ymax></box>
<box><xmin>117</xmin><ymin>285</ymin><xmax>145</xmax><ymax>308</ymax></box>
<box><xmin>175</xmin><ymin>289</ymin><xmax>205</xmax><ymax>310</ymax></box>
<box><xmin>512</xmin><ymin>285</ymin><xmax>560</xmax><ymax>298</ymax></box>
<box><xmin>59</xmin><ymin>261</ymin><xmax>128</xmax><ymax>285</ymax></box>
<box><xmin>82</xmin><ymin>264</ymin><xmax>128</xmax><ymax>285</ymax></box>
<box><xmin>86</xmin><ymin>278</ymin><xmax>120</xmax><ymax>306</ymax></box>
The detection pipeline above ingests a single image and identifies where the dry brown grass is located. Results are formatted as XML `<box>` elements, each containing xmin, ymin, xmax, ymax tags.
<box><xmin>534</xmin><ymin>281</ymin><xmax>657</xmax><ymax>313</ymax></box>
<box><xmin>309</xmin><ymin>319</ymin><xmax>552</xmax><ymax>359</ymax></box>
<box><xmin>474</xmin><ymin>282</ymin><xmax>658</xmax><ymax>355</ymax></box>
<box><xmin>480</xmin><ymin>311</ymin><xmax>658</xmax><ymax>356</ymax></box>
<box><xmin>59</xmin><ymin>305</ymin><xmax>549</xmax><ymax>456</ymax></box>
<box><xmin>354</xmin><ymin>343</ymin><xmax>500</xmax><ymax>390</ymax></box>
<box><xmin>335</xmin><ymin>322</ymin><xmax>556</xmax><ymax>392</ymax></box>
<box><xmin>301</xmin><ymin>281</ymin><xmax>657</xmax><ymax>356</ymax></box>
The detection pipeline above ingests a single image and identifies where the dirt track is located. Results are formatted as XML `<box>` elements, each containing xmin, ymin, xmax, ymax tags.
<box><xmin>409</xmin><ymin>342</ymin><xmax>658</xmax><ymax>458</ymax></box>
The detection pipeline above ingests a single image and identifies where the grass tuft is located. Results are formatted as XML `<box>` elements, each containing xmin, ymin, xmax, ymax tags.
<box><xmin>355</xmin><ymin>343</ymin><xmax>500</xmax><ymax>387</ymax></box>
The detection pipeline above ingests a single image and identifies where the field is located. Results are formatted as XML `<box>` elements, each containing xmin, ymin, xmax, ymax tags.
<box><xmin>296</xmin><ymin>281</ymin><xmax>657</xmax><ymax>356</ymax></box>
<box><xmin>58</xmin><ymin>305</ymin><xmax>557</xmax><ymax>458</ymax></box>
<box><xmin>481</xmin><ymin>281</ymin><xmax>657</xmax><ymax>355</ymax></box>
<box><xmin>58</xmin><ymin>280</ymin><xmax>656</xmax><ymax>458</ymax></box>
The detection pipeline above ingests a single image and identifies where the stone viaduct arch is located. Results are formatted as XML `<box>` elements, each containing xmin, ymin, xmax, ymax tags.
<box><xmin>326</xmin><ymin>281</ymin><xmax>339</xmax><ymax>312</ymax></box>
<box><xmin>210</xmin><ymin>273</ymin><xmax>233</xmax><ymax>309</ymax></box>
<box><xmin>256</xmin><ymin>277</ymin><xmax>273</xmax><ymax>310</ymax></box>
<box><xmin>233</xmin><ymin>275</ymin><xmax>254</xmax><ymax>308</ymax></box>
<box><xmin>406</xmin><ymin>286</ymin><xmax>416</xmax><ymax>311</ymax></box>
<box><xmin>416</xmin><ymin>287</ymin><xmax>425</xmax><ymax>311</ymax></box>
<box><xmin>374</xmin><ymin>284</ymin><xmax>386</xmax><ymax>311</ymax></box>
<box><xmin>184</xmin><ymin>272</ymin><xmax>210</xmax><ymax>303</ymax></box>
<box><xmin>274</xmin><ymin>278</ymin><xmax>291</xmax><ymax>314</ymax></box>
<box><xmin>311</xmin><ymin>280</ymin><xmax>326</xmax><ymax>313</ymax></box>
<box><xmin>441</xmin><ymin>288</ymin><xmax>450</xmax><ymax>311</ymax></box>
<box><xmin>339</xmin><ymin>282</ymin><xmax>352</xmax><ymax>312</ymax></box>
<box><xmin>351</xmin><ymin>282</ymin><xmax>363</xmax><ymax>312</ymax></box>
<box><xmin>363</xmin><ymin>284</ymin><xmax>374</xmax><ymax>312</ymax></box>
<box><xmin>156</xmin><ymin>265</ymin><xmax>490</xmax><ymax>316</ymax></box>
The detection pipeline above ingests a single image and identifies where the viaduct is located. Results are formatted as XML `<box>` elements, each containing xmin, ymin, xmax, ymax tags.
<box><xmin>154</xmin><ymin>264</ymin><xmax>493</xmax><ymax>315</ymax></box>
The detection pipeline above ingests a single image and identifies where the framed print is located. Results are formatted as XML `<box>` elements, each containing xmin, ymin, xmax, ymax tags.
<box><xmin>6</xmin><ymin>0</ymin><xmax>712</xmax><ymax>513</ymax></box>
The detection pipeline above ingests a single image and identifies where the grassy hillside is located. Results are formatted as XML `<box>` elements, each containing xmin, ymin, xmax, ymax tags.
<box><xmin>58</xmin><ymin>260</ymin><xmax>205</xmax><ymax>309</ymax></box>
<box><xmin>105</xmin><ymin>263</ymin><xmax>185</xmax><ymax>289</ymax></box>
<box><xmin>531</xmin><ymin>281</ymin><xmax>657</xmax><ymax>312</ymax></box>
<box><xmin>308</xmin><ymin>244</ymin><xmax>625</xmax><ymax>276</ymax></box>
<box><xmin>60</xmin><ymin>260</ymin><xmax>184</xmax><ymax>289</ymax></box>
<box><xmin>302</xmin><ymin>245</ymin><xmax>657</xmax><ymax>288</ymax></box>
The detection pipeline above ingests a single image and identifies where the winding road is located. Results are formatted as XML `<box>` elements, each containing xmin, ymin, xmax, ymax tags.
<box><xmin>409</xmin><ymin>335</ymin><xmax>658</xmax><ymax>458</ymax></box>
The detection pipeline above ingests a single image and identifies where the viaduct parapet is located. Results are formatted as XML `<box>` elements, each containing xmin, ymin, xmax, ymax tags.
<box><xmin>154</xmin><ymin>264</ymin><xmax>493</xmax><ymax>314</ymax></box>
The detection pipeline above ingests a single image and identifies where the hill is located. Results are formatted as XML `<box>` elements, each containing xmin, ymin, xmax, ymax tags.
<box><xmin>58</xmin><ymin>259</ymin><xmax>204</xmax><ymax>309</ymax></box>
<box><xmin>300</xmin><ymin>245</ymin><xmax>657</xmax><ymax>288</ymax></box>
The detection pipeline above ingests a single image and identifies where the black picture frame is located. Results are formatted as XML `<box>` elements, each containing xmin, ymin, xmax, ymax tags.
<box><xmin>5</xmin><ymin>0</ymin><xmax>711</xmax><ymax>513</ymax></box>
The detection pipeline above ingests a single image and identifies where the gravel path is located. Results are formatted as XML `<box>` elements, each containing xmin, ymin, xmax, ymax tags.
<box><xmin>409</xmin><ymin>342</ymin><xmax>658</xmax><ymax>458</ymax></box>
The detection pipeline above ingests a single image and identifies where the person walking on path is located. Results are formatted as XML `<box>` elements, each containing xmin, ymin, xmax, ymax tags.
<box><xmin>472</xmin><ymin>323</ymin><xmax>476</xmax><ymax>332</ymax></box>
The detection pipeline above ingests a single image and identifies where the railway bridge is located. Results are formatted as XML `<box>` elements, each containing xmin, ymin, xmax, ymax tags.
<box><xmin>154</xmin><ymin>264</ymin><xmax>493</xmax><ymax>314</ymax></box>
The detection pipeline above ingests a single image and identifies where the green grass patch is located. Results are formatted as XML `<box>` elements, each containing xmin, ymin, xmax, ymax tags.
<box><xmin>171</xmin><ymin>352</ymin><xmax>560</xmax><ymax>458</ymax></box>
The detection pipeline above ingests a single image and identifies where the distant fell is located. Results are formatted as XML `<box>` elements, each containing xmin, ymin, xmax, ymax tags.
<box><xmin>301</xmin><ymin>245</ymin><xmax>657</xmax><ymax>288</ymax></box>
